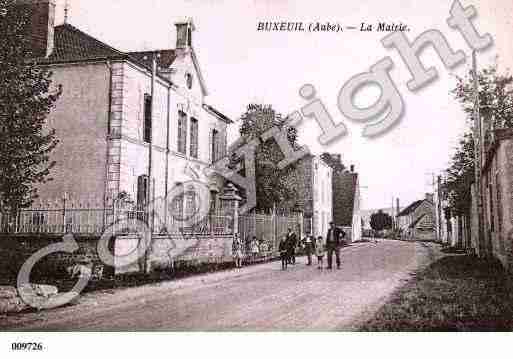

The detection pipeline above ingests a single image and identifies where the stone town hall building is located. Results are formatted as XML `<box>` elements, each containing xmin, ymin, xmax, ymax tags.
<box><xmin>19</xmin><ymin>0</ymin><xmax>231</xmax><ymax>212</ymax></box>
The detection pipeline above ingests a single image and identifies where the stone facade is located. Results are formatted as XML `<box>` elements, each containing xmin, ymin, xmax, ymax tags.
<box><xmin>479</xmin><ymin>129</ymin><xmax>513</xmax><ymax>270</ymax></box>
<box><xmin>26</xmin><ymin>11</ymin><xmax>231</xmax><ymax>218</ymax></box>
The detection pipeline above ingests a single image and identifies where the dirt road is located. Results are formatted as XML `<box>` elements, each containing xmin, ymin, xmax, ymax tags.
<box><xmin>1</xmin><ymin>239</ymin><xmax>439</xmax><ymax>331</ymax></box>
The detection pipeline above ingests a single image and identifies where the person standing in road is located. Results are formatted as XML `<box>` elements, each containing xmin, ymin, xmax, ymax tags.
<box><xmin>325</xmin><ymin>222</ymin><xmax>345</xmax><ymax>269</ymax></box>
<box><xmin>250</xmin><ymin>236</ymin><xmax>259</xmax><ymax>263</ymax></box>
<box><xmin>315</xmin><ymin>235</ymin><xmax>325</xmax><ymax>270</ymax></box>
<box><xmin>286</xmin><ymin>228</ymin><xmax>297</xmax><ymax>265</ymax></box>
<box><xmin>232</xmin><ymin>235</ymin><xmax>243</xmax><ymax>269</ymax></box>
<box><xmin>279</xmin><ymin>236</ymin><xmax>289</xmax><ymax>270</ymax></box>
<box><xmin>303</xmin><ymin>230</ymin><xmax>314</xmax><ymax>266</ymax></box>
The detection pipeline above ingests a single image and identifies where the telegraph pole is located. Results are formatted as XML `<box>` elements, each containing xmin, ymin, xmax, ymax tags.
<box><xmin>472</xmin><ymin>50</ymin><xmax>485</xmax><ymax>257</ymax></box>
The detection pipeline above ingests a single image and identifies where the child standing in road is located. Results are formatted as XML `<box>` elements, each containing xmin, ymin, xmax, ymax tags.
<box><xmin>315</xmin><ymin>235</ymin><xmax>325</xmax><ymax>270</ymax></box>
<box><xmin>232</xmin><ymin>235</ymin><xmax>243</xmax><ymax>269</ymax></box>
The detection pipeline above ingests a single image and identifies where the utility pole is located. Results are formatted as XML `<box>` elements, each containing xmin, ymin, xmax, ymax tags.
<box><xmin>472</xmin><ymin>50</ymin><xmax>485</xmax><ymax>257</ymax></box>
<box><xmin>437</xmin><ymin>175</ymin><xmax>443</xmax><ymax>243</ymax></box>
<box><xmin>144</xmin><ymin>52</ymin><xmax>157</xmax><ymax>274</ymax></box>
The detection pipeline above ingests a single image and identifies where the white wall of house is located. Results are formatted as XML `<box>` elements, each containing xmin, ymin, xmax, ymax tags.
<box><xmin>351</xmin><ymin>179</ymin><xmax>362</xmax><ymax>242</ymax></box>
<box><xmin>114</xmin><ymin>60</ymin><xmax>228</xmax><ymax>207</ymax></box>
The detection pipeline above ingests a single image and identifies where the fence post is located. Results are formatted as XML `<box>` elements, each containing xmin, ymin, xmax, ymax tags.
<box><xmin>299</xmin><ymin>211</ymin><xmax>304</xmax><ymax>240</ymax></box>
<box><xmin>62</xmin><ymin>192</ymin><xmax>67</xmax><ymax>233</ymax></box>
<box><xmin>271</xmin><ymin>206</ymin><xmax>276</xmax><ymax>248</ymax></box>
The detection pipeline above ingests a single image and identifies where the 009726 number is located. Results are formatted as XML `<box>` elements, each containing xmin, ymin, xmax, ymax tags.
<box><xmin>11</xmin><ymin>342</ymin><xmax>44</xmax><ymax>351</ymax></box>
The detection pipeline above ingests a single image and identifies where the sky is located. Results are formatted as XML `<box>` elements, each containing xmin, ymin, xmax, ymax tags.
<box><xmin>54</xmin><ymin>0</ymin><xmax>513</xmax><ymax>210</ymax></box>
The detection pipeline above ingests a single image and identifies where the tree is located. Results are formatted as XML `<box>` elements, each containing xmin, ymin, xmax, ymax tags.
<box><xmin>444</xmin><ymin>132</ymin><xmax>474</xmax><ymax>216</ymax></box>
<box><xmin>320</xmin><ymin>152</ymin><xmax>345</xmax><ymax>172</ymax></box>
<box><xmin>238</xmin><ymin>104</ymin><xmax>299</xmax><ymax>211</ymax></box>
<box><xmin>451</xmin><ymin>61</ymin><xmax>513</xmax><ymax>129</ymax></box>
<box><xmin>370</xmin><ymin>210</ymin><xmax>392</xmax><ymax>232</ymax></box>
<box><xmin>0</xmin><ymin>0</ymin><xmax>61</xmax><ymax>212</ymax></box>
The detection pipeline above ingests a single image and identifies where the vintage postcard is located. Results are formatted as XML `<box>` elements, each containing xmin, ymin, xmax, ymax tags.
<box><xmin>1</xmin><ymin>0</ymin><xmax>513</xmax><ymax>356</ymax></box>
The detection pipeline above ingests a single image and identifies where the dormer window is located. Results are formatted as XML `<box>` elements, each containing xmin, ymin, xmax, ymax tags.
<box><xmin>186</xmin><ymin>73</ymin><xmax>193</xmax><ymax>89</ymax></box>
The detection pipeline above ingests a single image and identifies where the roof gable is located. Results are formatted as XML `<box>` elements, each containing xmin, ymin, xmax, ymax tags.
<box><xmin>397</xmin><ymin>200</ymin><xmax>423</xmax><ymax>217</ymax></box>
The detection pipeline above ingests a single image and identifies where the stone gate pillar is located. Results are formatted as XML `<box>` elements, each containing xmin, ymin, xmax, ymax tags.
<box><xmin>219</xmin><ymin>183</ymin><xmax>242</xmax><ymax>237</ymax></box>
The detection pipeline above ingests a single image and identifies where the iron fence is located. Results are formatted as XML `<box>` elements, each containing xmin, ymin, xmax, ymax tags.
<box><xmin>238</xmin><ymin>209</ymin><xmax>303</xmax><ymax>253</ymax></box>
<box><xmin>0</xmin><ymin>200</ymin><xmax>233</xmax><ymax>236</ymax></box>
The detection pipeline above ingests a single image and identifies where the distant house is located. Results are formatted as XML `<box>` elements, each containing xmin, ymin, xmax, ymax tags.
<box><xmin>330</xmin><ymin>159</ymin><xmax>361</xmax><ymax>243</ymax></box>
<box><xmin>397</xmin><ymin>193</ymin><xmax>436</xmax><ymax>240</ymax></box>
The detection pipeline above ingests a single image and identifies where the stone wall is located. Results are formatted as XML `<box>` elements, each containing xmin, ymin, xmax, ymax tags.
<box><xmin>0</xmin><ymin>235</ymin><xmax>104</xmax><ymax>287</ymax></box>
<box><xmin>112</xmin><ymin>233</ymin><xmax>235</xmax><ymax>274</ymax></box>
<box><xmin>482</xmin><ymin>132</ymin><xmax>513</xmax><ymax>271</ymax></box>
<box><xmin>148</xmin><ymin>234</ymin><xmax>234</xmax><ymax>271</ymax></box>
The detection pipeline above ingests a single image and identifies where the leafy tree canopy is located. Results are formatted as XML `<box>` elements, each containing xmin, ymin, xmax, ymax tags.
<box><xmin>370</xmin><ymin>210</ymin><xmax>392</xmax><ymax>231</ymax></box>
<box><xmin>0</xmin><ymin>0</ymin><xmax>61</xmax><ymax>211</ymax></box>
<box><xmin>238</xmin><ymin>104</ymin><xmax>299</xmax><ymax>211</ymax></box>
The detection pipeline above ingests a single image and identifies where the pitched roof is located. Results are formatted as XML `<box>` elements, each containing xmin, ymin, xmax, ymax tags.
<box><xmin>203</xmin><ymin>104</ymin><xmax>233</xmax><ymax>124</ymax></box>
<box><xmin>39</xmin><ymin>24</ymin><xmax>126</xmax><ymax>64</ymax></box>
<box><xmin>397</xmin><ymin>200</ymin><xmax>423</xmax><ymax>217</ymax></box>
<box><xmin>37</xmin><ymin>24</ymin><xmax>177</xmax><ymax>78</ymax></box>
<box><xmin>128</xmin><ymin>50</ymin><xmax>177</xmax><ymax>71</ymax></box>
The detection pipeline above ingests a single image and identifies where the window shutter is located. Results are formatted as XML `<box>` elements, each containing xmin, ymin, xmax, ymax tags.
<box><xmin>221</xmin><ymin>129</ymin><xmax>227</xmax><ymax>159</ymax></box>
<box><xmin>190</xmin><ymin>118</ymin><xmax>198</xmax><ymax>158</ymax></box>
<box><xmin>143</xmin><ymin>95</ymin><xmax>152</xmax><ymax>143</ymax></box>
<box><xmin>137</xmin><ymin>175</ymin><xmax>148</xmax><ymax>207</ymax></box>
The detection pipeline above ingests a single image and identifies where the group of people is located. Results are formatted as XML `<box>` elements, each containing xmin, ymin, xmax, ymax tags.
<box><xmin>279</xmin><ymin>222</ymin><xmax>346</xmax><ymax>270</ymax></box>
<box><xmin>232</xmin><ymin>222</ymin><xmax>346</xmax><ymax>271</ymax></box>
<box><xmin>231</xmin><ymin>235</ymin><xmax>269</xmax><ymax>269</ymax></box>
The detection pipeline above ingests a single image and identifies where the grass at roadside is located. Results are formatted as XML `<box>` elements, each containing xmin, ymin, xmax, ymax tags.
<box><xmin>360</xmin><ymin>253</ymin><xmax>513</xmax><ymax>331</ymax></box>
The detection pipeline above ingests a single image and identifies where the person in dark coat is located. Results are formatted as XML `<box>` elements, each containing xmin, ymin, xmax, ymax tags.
<box><xmin>285</xmin><ymin>228</ymin><xmax>297</xmax><ymax>265</ymax></box>
<box><xmin>279</xmin><ymin>236</ymin><xmax>288</xmax><ymax>270</ymax></box>
<box><xmin>325</xmin><ymin>222</ymin><xmax>345</xmax><ymax>269</ymax></box>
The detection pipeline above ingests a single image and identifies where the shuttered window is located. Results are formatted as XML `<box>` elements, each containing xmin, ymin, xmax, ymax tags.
<box><xmin>190</xmin><ymin>118</ymin><xmax>198</xmax><ymax>159</ymax></box>
<box><xmin>143</xmin><ymin>94</ymin><xmax>152</xmax><ymax>143</ymax></box>
<box><xmin>137</xmin><ymin>175</ymin><xmax>149</xmax><ymax>208</ymax></box>
<box><xmin>211</xmin><ymin>129</ymin><xmax>219</xmax><ymax>162</ymax></box>
<box><xmin>177</xmin><ymin>111</ymin><xmax>187</xmax><ymax>155</ymax></box>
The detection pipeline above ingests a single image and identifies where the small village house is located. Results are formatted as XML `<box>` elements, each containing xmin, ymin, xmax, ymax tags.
<box><xmin>396</xmin><ymin>193</ymin><xmax>436</xmax><ymax>241</ymax></box>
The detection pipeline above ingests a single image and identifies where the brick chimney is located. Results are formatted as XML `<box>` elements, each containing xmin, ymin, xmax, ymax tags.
<box><xmin>175</xmin><ymin>18</ymin><xmax>195</xmax><ymax>49</ymax></box>
<box><xmin>425</xmin><ymin>193</ymin><xmax>434</xmax><ymax>203</ymax></box>
<box><xmin>16</xmin><ymin>0</ymin><xmax>55</xmax><ymax>58</ymax></box>
<box><xmin>350</xmin><ymin>164</ymin><xmax>355</xmax><ymax>173</ymax></box>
